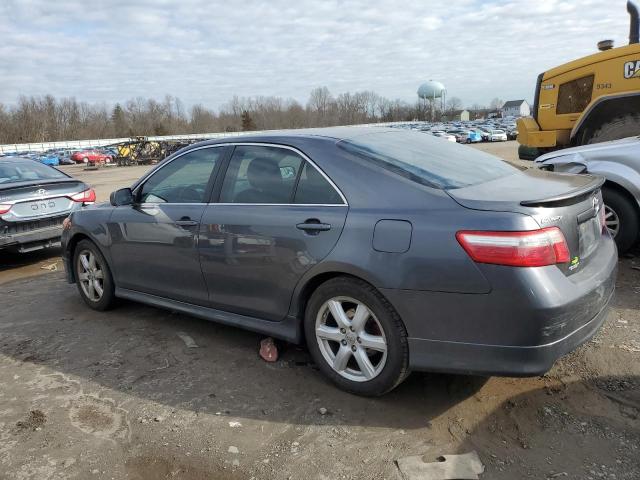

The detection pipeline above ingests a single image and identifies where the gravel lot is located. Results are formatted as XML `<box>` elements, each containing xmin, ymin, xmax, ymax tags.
<box><xmin>0</xmin><ymin>141</ymin><xmax>638</xmax><ymax>479</ymax></box>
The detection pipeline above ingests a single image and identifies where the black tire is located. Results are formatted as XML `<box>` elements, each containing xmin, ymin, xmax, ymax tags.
<box><xmin>587</xmin><ymin>114</ymin><xmax>640</xmax><ymax>144</ymax></box>
<box><xmin>304</xmin><ymin>276</ymin><xmax>409</xmax><ymax>396</ymax></box>
<box><xmin>73</xmin><ymin>239</ymin><xmax>117</xmax><ymax>311</ymax></box>
<box><xmin>602</xmin><ymin>186</ymin><xmax>640</xmax><ymax>254</ymax></box>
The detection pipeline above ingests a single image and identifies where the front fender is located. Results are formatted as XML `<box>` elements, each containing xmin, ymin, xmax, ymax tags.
<box><xmin>587</xmin><ymin>161</ymin><xmax>640</xmax><ymax>209</ymax></box>
<box><xmin>62</xmin><ymin>207</ymin><xmax>115</xmax><ymax>283</ymax></box>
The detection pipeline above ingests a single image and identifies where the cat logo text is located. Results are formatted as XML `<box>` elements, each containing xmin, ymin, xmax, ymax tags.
<box><xmin>623</xmin><ymin>60</ymin><xmax>640</xmax><ymax>79</ymax></box>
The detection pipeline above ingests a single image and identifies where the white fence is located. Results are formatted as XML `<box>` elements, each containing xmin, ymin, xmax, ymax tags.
<box><xmin>0</xmin><ymin>131</ymin><xmax>265</xmax><ymax>154</ymax></box>
<box><xmin>0</xmin><ymin>122</ymin><xmax>410</xmax><ymax>155</ymax></box>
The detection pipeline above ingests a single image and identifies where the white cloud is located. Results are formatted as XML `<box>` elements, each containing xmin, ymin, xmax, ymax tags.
<box><xmin>0</xmin><ymin>0</ymin><xmax>633</xmax><ymax>109</ymax></box>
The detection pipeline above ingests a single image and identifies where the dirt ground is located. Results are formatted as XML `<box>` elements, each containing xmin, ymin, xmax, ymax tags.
<box><xmin>0</xmin><ymin>141</ymin><xmax>638</xmax><ymax>480</ymax></box>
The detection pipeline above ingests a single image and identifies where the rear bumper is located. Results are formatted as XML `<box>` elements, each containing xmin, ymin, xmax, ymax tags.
<box><xmin>406</xmin><ymin>288</ymin><xmax>612</xmax><ymax>376</ymax></box>
<box><xmin>382</xmin><ymin>235</ymin><xmax>618</xmax><ymax>376</ymax></box>
<box><xmin>0</xmin><ymin>224</ymin><xmax>63</xmax><ymax>251</ymax></box>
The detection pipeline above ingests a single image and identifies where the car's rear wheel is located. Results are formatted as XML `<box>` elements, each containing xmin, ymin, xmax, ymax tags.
<box><xmin>304</xmin><ymin>277</ymin><xmax>409</xmax><ymax>396</ymax></box>
<box><xmin>602</xmin><ymin>186</ymin><xmax>639</xmax><ymax>253</ymax></box>
<box><xmin>73</xmin><ymin>240</ymin><xmax>116</xmax><ymax>310</ymax></box>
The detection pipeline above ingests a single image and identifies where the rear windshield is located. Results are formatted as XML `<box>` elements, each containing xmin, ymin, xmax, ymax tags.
<box><xmin>0</xmin><ymin>159</ymin><xmax>66</xmax><ymax>184</ymax></box>
<box><xmin>338</xmin><ymin>130</ymin><xmax>516</xmax><ymax>189</ymax></box>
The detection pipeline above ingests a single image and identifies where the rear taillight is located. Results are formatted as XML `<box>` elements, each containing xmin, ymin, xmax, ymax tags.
<box><xmin>70</xmin><ymin>188</ymin><xmax>96</xmax><ymax>204</ymax></box>
<box><xmin>0</xmin><ymin>204</ymin><xmax>11</xmax><ymax>215</ymax></box>
<box><xmin>456</xmin><ymin>227</ymin><xmax>570</xmax><ymax>267</ymax></box>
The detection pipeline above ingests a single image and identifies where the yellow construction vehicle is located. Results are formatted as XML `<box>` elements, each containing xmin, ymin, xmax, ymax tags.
<box><xmin>518</xmin><ymin>1</ymin><xmax>640</xmax><ymax>159</ymax></box>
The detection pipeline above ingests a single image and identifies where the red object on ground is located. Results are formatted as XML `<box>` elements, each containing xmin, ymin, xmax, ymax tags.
<box><xmin>259</xmin><ymin>337</ymin><xmax>278</xmax><ymax>362</ymax></box>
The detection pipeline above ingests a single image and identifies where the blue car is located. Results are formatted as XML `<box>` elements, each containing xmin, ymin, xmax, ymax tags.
<box><xmin>464</xmin><ymin>130</ymin><xmax>483</xmax><ymax>143</ymax></box>
<box><xmin>38</xmin><ymin>154</ymin><xmax>60</xmax><ymax>167</ymax></box>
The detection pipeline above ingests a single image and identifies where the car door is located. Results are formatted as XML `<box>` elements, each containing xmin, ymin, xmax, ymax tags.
<box><xmin>108</xmin><ymin>145</ymin><xmax>227</xmax><ymax>304</ymax></box>
<box><xmin>198</xmin><ymin>144</ymin><xmax>348</xmax><ymax>321</ymax></box>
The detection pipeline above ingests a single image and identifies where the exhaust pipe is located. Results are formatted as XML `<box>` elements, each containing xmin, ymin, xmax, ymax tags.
<box><xmin>629</xmin><ymin>1</ymin><xmax>639</xmax><ymax>44</ymax></box>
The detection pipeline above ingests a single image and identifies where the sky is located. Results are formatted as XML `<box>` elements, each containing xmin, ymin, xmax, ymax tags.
<box><xmin>0</xmin><ymin>0</ymin><xmax>634</xmax><ymax>110</ymax></box>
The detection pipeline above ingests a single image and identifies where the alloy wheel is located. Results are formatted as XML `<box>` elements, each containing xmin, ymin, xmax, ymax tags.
<box><xmin>604</xmin><ymin>205</ymin><xmax>620</xmax><ymax>238</ymax></box>
<box><xmin>315</xmin><ymin>296</ymin><xmax>387</xmax><ymax>382</ymax></box>
<box><xmin>77</xmin><ymin>249</ymin><xmax>105</xmax><ymax>302</ymax></box>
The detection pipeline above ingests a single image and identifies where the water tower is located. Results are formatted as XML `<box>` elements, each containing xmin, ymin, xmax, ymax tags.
<box><xmin>417</xmin><ymin>80</ymin><xmax>446</xmax><ymax>121</ymax></box>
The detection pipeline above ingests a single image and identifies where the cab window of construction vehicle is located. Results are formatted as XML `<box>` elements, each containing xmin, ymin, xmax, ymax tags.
<box><xmin>556</xmin><ymin>75</ymin><xmax>594</xmax><ymax>114</ymax></box>
<box><xmin>139</xmin><ymin>148</ymin><xmax>221</xmax><ymax>204</ymax></box>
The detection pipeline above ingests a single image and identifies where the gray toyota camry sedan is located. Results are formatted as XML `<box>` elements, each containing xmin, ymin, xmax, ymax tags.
<box><xmin>61</xmin><ymin>127</ymin><xmax>617</xmax><ymax>396</ymax></box>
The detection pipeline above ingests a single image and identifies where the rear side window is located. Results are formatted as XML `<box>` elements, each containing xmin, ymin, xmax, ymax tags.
<box><xmin>338</xmin><ymin>130</ymin><xmax>516</xmax><ymax>189</ymax></box>
<box><xmin>557</xmin><ymin>75</ymin><xmax>594</xmax><ymax>114</ymax></box>
<box><xmin>294</xmin><ymin>163</ymin><xmax>344</xmax><ymax>204</ymax></box>
<box><xmin>139</xmin><ymin>147</ymin><xmax>221</xmax><ymax>203</ymax></box>
<box><xmin>0</xmin><ymin>160</ymin><xmax>66</xmax><ymax>184</ymax></box>
<box><xmin>220</xmin><ymin>146</ymin><xmax>303</xmax><ymax>203</ymax></box>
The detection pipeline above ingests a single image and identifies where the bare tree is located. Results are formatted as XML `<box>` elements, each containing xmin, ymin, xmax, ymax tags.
<box><xmin>489</xmin><ymin>98</ymin><xmax>504</xmax><ymax>110</ymax></box>
<box><xmin>446</xmin><ymin>97</ymin><xmax>463</xmax><ymax>114</ymax></box>
<box><xmin>0</xmin><ymin>87</ymin><xmax>472</xmax><ymax>144</ymax></box>
<box><xmin>307</xmin><ymin>86</ymin><xmax>333</xmax><ymax>126</ymax></box>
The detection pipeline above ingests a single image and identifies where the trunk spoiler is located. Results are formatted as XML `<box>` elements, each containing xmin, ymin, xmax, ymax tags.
<box><xmin>520</xmin><ymin>175</ymin><xmax>605</xmax><ymax>207</ymax></box>
<box><xmin>0</xmin><ymin>178</ymin><xmax>80</xmax><ymax>191</ymax></box>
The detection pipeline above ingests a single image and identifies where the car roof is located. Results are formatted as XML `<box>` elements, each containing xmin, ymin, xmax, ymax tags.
<box><xmin>0</xmin><ymin>156</ymin><xmax>42</xmax><ymax>164</ymax></box>
<box><xmin>191</xmin><ymin>126</ymin><xmax>397</xmax><ymax>147</ymax></box>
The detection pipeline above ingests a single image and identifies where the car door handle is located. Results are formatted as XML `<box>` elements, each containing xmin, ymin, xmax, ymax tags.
<box><xmin>296</xmin><ymin>220</ymin><xmax>331</xmax><ymax>232</ymax></box>
<box><xmin>176</xmin><ymin>217</ymin><xmax>198</xmax><ymax>227</ymax></box>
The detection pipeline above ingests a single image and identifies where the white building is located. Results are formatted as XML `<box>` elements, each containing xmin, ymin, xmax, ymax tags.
<box><xmin>501</xmin><ymin>100</ymin><xmax>530</xmax><ymax>117</ymax></box>
<box><xmin>449</xmin><ymin>109</ymin><xmax>470</xmax><ymax>121</ymax></box>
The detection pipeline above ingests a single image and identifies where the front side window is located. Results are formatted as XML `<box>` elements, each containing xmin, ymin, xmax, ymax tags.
<box><xmin>220</xmin><ymin>146</ymin><xmax>303</xmax><ymax>203</ymax></box>
<box><xmin>139</xmin><ymin>147</ymin><xmax>222</xmax><ymax>203</ymax></box>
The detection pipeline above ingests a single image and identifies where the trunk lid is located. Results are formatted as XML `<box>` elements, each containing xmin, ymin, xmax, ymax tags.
<box><xmin>0</xmin><ymin>179</ymin><xmax>87</xmax><ymax>222</ymax></box>
<box><xmin>447</xmin><ymin>169</ymin><xmax>607</xmax><ymax>275</ymax></box>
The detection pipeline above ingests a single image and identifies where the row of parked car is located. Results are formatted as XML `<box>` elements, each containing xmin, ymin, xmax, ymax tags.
<box><xmin>393</xmin><ymin>119</ymin><xmax>518</xmax><ymax>144</ymax></box>
<box><xmin>0</xmin><ymin>147</ymin><xmax>116</xmax><ymax>167</ymax></box>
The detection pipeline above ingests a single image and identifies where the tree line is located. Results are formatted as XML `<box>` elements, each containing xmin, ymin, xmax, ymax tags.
<box><xmin>0</xmin><ymin>88</ymin><xmax>503</xmax><ymax>144</ymax></box>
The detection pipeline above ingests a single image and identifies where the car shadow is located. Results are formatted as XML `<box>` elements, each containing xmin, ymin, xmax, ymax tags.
<box><xmin>0</xmin><ymin>246</ymin><xmax>61</xmax><ymax>270</ymax></box>
<box><xmin>453</xmin><ymin>374</ymin><xmax>640</xmax><ymax>478</ymax></box>
<box><xmin>0</xmin><ymin>272</ymin><xmax>488</xmax><ymax>430</ymax></box>
<box><xmin>0</xmin><ymin>246</ymin><xmax>62</xmax><ymax>284</ymax></box>
<box><xmin>612</xmin><ymin>253</ymin><xmax>640</xmax><ymax>312</ymax></box>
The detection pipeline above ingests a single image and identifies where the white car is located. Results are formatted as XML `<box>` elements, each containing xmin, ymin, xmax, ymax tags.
<box><xmin>535</xmin><ymin>136</ymin><xmax>640</xmax><ymax>253</ymax></box>
<box><xmin>431</xmin><ymin>131</ymin><xmax>457</xmax><ymax>142</ymax></box>
<box><xmin>489</xmin><ymin>129</ymin><xmax>508</xmax><ymax>142</ymax></box>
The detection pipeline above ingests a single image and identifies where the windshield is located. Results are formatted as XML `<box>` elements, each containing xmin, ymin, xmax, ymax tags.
<box><xmin>0</xmin><ymin>159</ymin><xmax>67</xmax><ymax>184</ymax></box>
<box><xmin>338</xmin><ymin>130</ymin><xmax>516</xmax><ymax>189</ymax></box>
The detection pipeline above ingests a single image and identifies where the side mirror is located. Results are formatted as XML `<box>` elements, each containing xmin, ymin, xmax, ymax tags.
<box><xmin>110</xmin><ymin>187</ymin><xmax>134</xmax><ymax>206</ymax></box>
